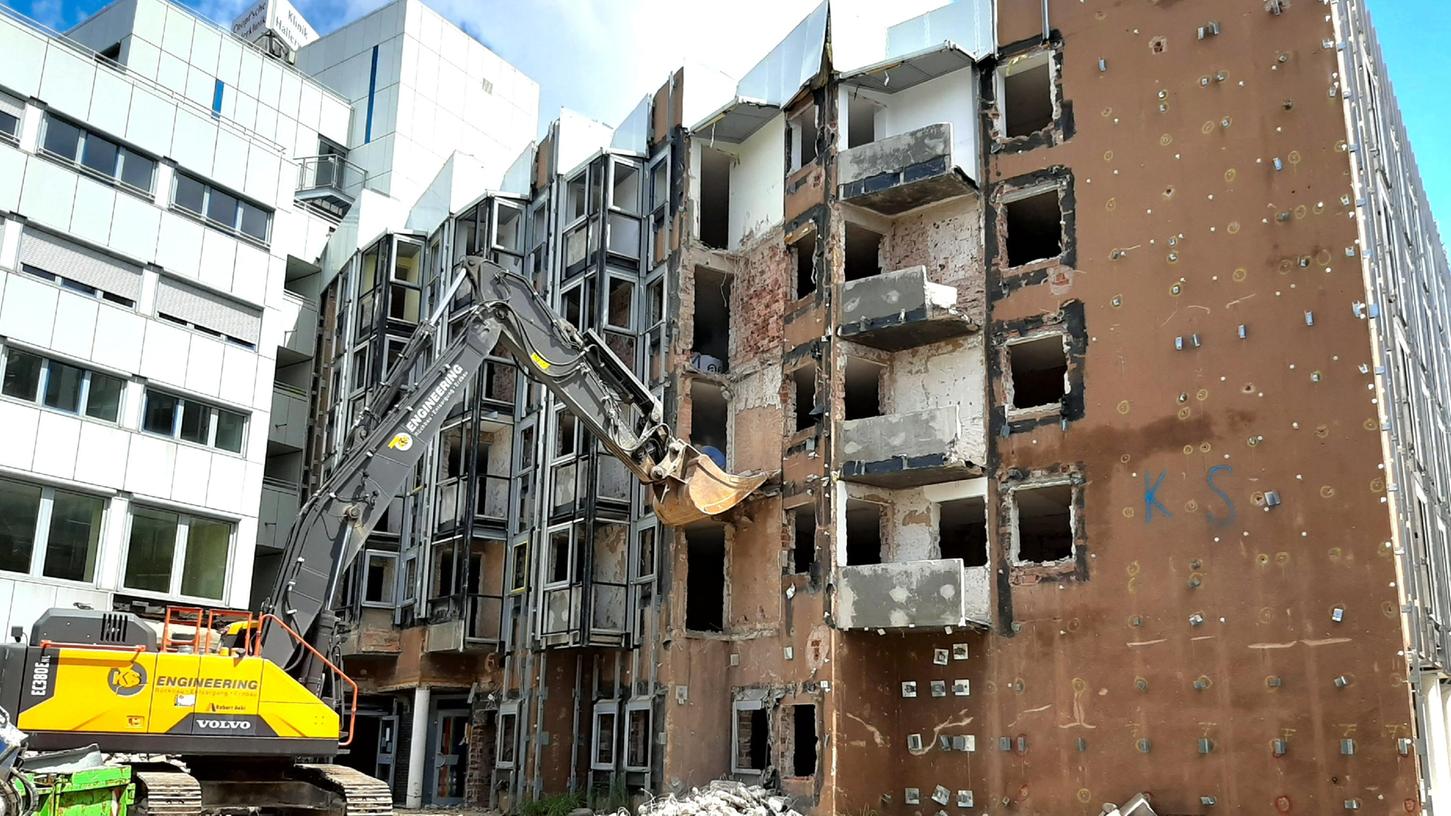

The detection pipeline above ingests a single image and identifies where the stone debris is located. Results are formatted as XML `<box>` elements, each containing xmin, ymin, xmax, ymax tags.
<box><xmin>635</xmin><ymin>781</ymin><xmax>801</xmax><ymax>816</ymax></box>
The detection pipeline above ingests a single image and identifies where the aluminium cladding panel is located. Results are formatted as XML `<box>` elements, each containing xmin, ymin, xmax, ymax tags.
<box><xmin>835</xmin><ymin>559</ymin><xmax>989</xmax><ymax>629</ymax></box>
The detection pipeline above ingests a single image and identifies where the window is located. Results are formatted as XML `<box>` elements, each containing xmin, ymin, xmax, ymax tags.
<box><xmin>792</xmin><ymin>364</ymin><xmax>817</xmax><ymax>432</ymax></box>
<box><xmin>591</xmin><ymin>701</ymin><xmax>618</xmax><ymax>770</ymax></box>
<box><xmin>685</xmin><ymin>525</ymin><xmax>725</xmax><ymax>633</ymax></box>
<box><xmin>791</xmin><ymin>229</ymin><xmax>817</xmax><ymax>299</ymax></box>
<box><xmin>846</xmin><ymin>93</ymin><xmax>878</xmax><ymax>148</ymax></box>
<box><xmin>792</xmin><ymin>507</ymin><xmax>816</xmax><ymax>574</ymax></box>
<box><xmin>496</xmin><ymin>704</ymin><xmax>519</xmax><ymax>768</ymax></box>
<box><xmin>0</xmin><ymin>90</ymin><xmax>21</xmax><ymax>142</ymax></box>
<box><xmin>171</xmin><ymin>171</ymin><xmax>270</xmax><ymax>244</ymax></box>
<box><xmin>787</xmin><ymin>107</ymin><xmax>819</xmax><ymax>172</ymax></box>
<box><xmin>844</xmin><ymin>357</ymin><xmax>883</xmax><ymax>420</ymax></box>
<box><xmin>844</xmin><ymin>222</ymin><xmax>884</xmax><ymax>281</ymax></box>
<box><xmin>731</xmin><ymin>697</ymin><xmax>768</xmax><ymax>774</ymax></box>
<box><xmin>939</xmin><ymin>496</ymin><xmax>988</xmax><ymax>567</ymax></box>
<box><xmin>1003</xmin><ymin>187</ymin><xmax>1063</xmax><ymax>267</ymax></box>
<box><xmin>788</xmin><ymin>704</ymin><xmax>817</xmax><ymax>777</ymax></box>
<box><xmin>692</xmin><ymin>268</ymin><xmax>730</xmax><ymax>369</ymax></box>
<box><xmin>699</xmin><ymin>147</ymin><xmax>731</xmax><ymax>249</ymax></box>
<box><xmin>1</xmin><ymin>347</ymin><xmax>124</xmax><ymax>422</ymax></box>
<box><xmin>1012</xmin><ymin>482</ymin><xmax>1074</xmax><ymax>563</ymax></box>
<box><xmin>39</xmin><ymin>115</ymin><xmax>155</xmax><ymax>194</ymax></box>
<box><xmin>362</xmin><ymin>550</ymin><xmax>397</xmax><ymax>605</ymax></box>
<box><xmin>846</xmin><ymin>500</ymin><xmax>884</xmax><ymax>565</ymax></box>
<box><xmin>1008</xmin><ymin>334</ymin><xmax>1068</xmax><ymax>411</ymax></box>
<box><xmin>141</xmin><ymin>389</ymin><xmax>248</xmax><ymax>453</ymax></box>
<box><xmin>0</xmin><ymin>477</ymin><xmax>105</xmax><ymax>582</ymax></box>
<box><xmin>624</xmin><ymin>701</ymin><xmax>651</xmax><ymax>771</ymax></box>
<box><xmin>123</xmin><ymin>507</ymin><xmax>232</xmax><ymax>600</ymax></box>
<box><xmin>20</xmin><ymin>230</ymin><xmax>142</xmax><ymax>309</ymax></box>
<box><xmin>690</xmin><ymin>380</ymin><xmax>727</xmax><ymax>459</ymax></box>
<box><xmin>1000</xmin><ymin>51</ymin><xmax>1054</xmax><ymax>139</ymax></box>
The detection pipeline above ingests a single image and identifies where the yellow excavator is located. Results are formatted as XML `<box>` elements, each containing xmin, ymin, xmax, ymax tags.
<box><xmin>0</xmin><ymin>257</ymin><xmax>768</xmax><ymax>815</ymax></box>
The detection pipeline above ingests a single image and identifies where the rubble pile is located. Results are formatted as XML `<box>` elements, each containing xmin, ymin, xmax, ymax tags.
<box><xmin>636</xmin><ymin>781</ymin><xmax>802</xmax><ymax>816</ymax></box>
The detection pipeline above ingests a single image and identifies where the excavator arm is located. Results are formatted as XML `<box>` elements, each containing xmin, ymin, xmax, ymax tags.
<box><xmin>261</xmin><ymin>257</ymin><xmax>767</xmax><ymax>683</ymax></box>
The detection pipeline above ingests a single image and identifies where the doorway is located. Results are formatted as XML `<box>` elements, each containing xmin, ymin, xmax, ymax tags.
<box><xmin>430</xmin><ymin>700</ymin><xmax>471</xmax><ymax>805</ymax></box>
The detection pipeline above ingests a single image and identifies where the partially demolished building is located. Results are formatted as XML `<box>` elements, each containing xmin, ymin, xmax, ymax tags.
<box><xmin>5</xmin><ymin>0</ymin><xmax>1450</xmax><ymax>812</ymax></box>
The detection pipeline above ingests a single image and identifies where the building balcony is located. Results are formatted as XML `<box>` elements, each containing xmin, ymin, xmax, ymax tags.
<box><xmin>839</xmin><ymin>265</ymin><xmax>977</xmax><ymax>351</ymax></box>
<box><xmin>838</xmin><ymin>123</ymin><xmax>973</xmax><ymax>215</ymax></box>
<box><xmin>835</xmin><ymin>558</ymin><xmax>990</xmax><ymax>630</ymax></box>
<box><xmin>839</xmin><ymin>405</ymin><xmax>981</xmax><ymax>488</ymax></box>
<box><xmin>339</xmin><ymin>607</ymin><xmax>402</xmax><ymax>657</ymax></box>
<box><xmin>269</xmin><ymin>383</ymin><xmax>309</xmax><ymax>451</ymax></box>
<box><xmin>257</xmin><ymin>477</ymin><xmax>300</xmax><ymax>552</ymax></box>
<box><xmin>295</xmin><ymin>155</ymin><xmax>365</xmax><ymax>219</ymax></box>
<box><xmin>279</xmin><ymin>292</ymin><xmax>317</xmax><ymax>362</ymax></box>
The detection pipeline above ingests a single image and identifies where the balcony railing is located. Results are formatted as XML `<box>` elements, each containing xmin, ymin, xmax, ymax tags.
<box><xmin>838</xmin><ymin>123</ymin><xmax>973</xmax><ymax>215</ymax></box>
<box><xmin>839</xmin><ymin>405</ymin><xmax>982</xmax><ymax>488</ymax></box>
<box><xmin>839</xmin><ymin>265</ymin><xmax>978</xmax><ymax>350</ymax></box>
<box><xmin>295</xmin><ymin>155</ymin><xmax>366</xmax><ymax>217</ymax></box>
<box><xmin>836</xmin><ymin>558</ymin><xmax>991</xmax><ymax>630</ymax></box>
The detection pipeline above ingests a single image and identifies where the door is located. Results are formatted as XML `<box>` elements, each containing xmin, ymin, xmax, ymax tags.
<box><xmin>431</xmin><ymin>706</ymin><xmax>470</xmax><ymax>805</ymax></box>
<box><xmin>375</xmin><ymin>714</ymin><xmax>398</xmax><ymax>792</ymax></box>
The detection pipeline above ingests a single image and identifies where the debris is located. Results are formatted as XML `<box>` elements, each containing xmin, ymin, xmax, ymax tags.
<box><xmin>638</xmin><ymin>780</ymin><xmax>803</xmax><ymax>816</ymax></box>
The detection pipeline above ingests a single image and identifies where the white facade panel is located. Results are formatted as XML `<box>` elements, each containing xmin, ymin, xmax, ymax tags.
<box><xmin>31</xmin><ymin>413</ymin><xmax>81</xmax><ymax>481</ymax></box>
<box><xmin>124</xmin><ymin>38</ymin><xmax>162</xmax><ymax>83</ymax></box>
<box><xmin>212</xmin><ymin>129</ymin><xmax>249</xmax><ymax>192</ymax></box>
<box><xmin>0</xmin><ymin>17</ymin><xmax>47</xmax><ymax>98</ymax></box>
<box><xmin>124</xmin><ymin>432</ymin><xmax>176</xmax><ymax>497</ymax></box>
<box><xmin>0</xmin><ymin>147</ymin><xmax>24</xmax><ymax>213</ymax></box>
<box><xmin>155</xmin><ymin>212</ymin><xmax>205</xmax><ymax>281</ymax></box>
<box><xmin>160</xmin><ymin>6</ymin><xmax>195</xmax><ymax>60</ymax></box>
<box><xmin>156</xmin><ymin>52</ymin><xmax>188</xmax><ymax>96</ymax></box>
<box><xmin>219</xmin><ymin>344</ymin><xmax>258</xmax><ymax>405</ymax></box>
<box><xmin>124</xmin><ymin>86</ymin><xmax>176</xmax><ymax>157</ymax></box>
<box><xmin>207</xmin><ymin>454</ymin><xmax>247</xmax><ymax>514</ymax></box>
<box><xmin>137</xmin><ymin>319</ymin><xmax>191</xmax><ymax>386</ymax></box>
<box><xmin>49</xmin><ymin>293</ymin><xmax>99</xmax><ymax>360</ymax></box>
<box><xmin>171</xmin><ymin>444</ymin><xmax>212</xmax><ymax>507</ymax></box>
<box><xmin>0</xmin><ymin>400</ymin><xmax>40</xmax><ymax>470</ymax></box>
<box><xmin>171</xmin><ymin>109</ymin><xmax>220</xmax><ymax>176</ymax></box>
<box><xmin>38</xmin><ymin>47</ymin><xmax>96</xmax><ymax>121</ymax></box>
<box><xmin>109</xmin><ymin>193</ymin><xmax>162</xmax><ymax>263</ymax></box>
<box><xmin>183</xmin><ymin>65</ymin><xmax>215</xmax><ymax>109</ymax></box>
<box><xmin>183</xmin><ymin>333</ymin><xmax>225</xmax><ymax>397</ymax></box>
<box><xmin>190</xmin><ymin>25</ymin><xmax>222</xmax><ymax>76</ymax></box>
<box><xmin>19</xmin><ymin>157</ymin><xmax>79</xmax><ymax>232</ymax></box>
<box><xmin>197</xmin><ymin>229</ymin><xmax>238</xmax><ymax>292</ymax></box>
<box><xmin>87</xmin><ymin>69</ymin><xmax>135</xmax><ymax>138</ymax></box>
<box><xmin>90</xmin><ymin>306</ymin><xmax>146</xmax><ymax>372</ymax></box>
<box><xmin>0</xmin><ymin>273</ymin><xmax>59</xmax><ymax>348</ymax></box>
<box><xmin>74</xmin><ymin>418</ymin><xmax>131</xmax><ymax>489</ymax></box>
<box><xmin>67</xmin><ymin>176</ymin><xmax>117</xmax><ymax>248</ymax></box>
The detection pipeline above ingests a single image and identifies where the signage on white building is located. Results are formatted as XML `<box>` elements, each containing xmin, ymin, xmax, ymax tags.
<box><xmin>232</xmin><ymin>0</ymin><xmax>319</xmax><ymax>53</ymax></box>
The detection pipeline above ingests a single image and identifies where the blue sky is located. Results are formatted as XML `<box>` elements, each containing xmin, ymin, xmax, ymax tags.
<box><xmin>4</xmin><ymin>0</ymin><xmax>1448</xmax><ymax>242</ymax></box>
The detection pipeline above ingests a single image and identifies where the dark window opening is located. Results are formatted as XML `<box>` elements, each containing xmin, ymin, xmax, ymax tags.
<box><xmin>844</xmin><ymin>222</ymin><xmax>884</xmax><ymax>281</ymax></box>
<box><xmin>692</xmin><ymin>267</ymin><xmax>730</xmax><ymax>370</ymax></box>
<box><xmin>791</xmin><ymin>230</ymin><xmax>817</xmax><ymax>299</ymax></box>
<box><xmin>792</xmin><ymin>507</ymin><xmax>815</xmax><ymax>574</ymax></box>
<box><xmin>1004</xmin><ymin>188</ymin><xmax>1063</xmax><ymax>267</ymax></box>
<box><xmin>686</xmin><ymin>526</ymin><xmax>725</xmax><ymax>632</ymax></box>
<box><xmin>98</xmin><ymin>42</ymin><xmax>122</xmax><ymax>63</ymax></box>
<box><xmin>846</xmin><ymin>500</ymin><xmax>883</xmax><ymax>565</ymax></box>
<box><xmin>791</xmin><ymin>364</ymin><xmax>818</xmax><ymax>432</ymax></box>
<box><xmin>690</xmin><ymin>380</ymin><xmax>728</xmax><ymax>465</ymax></box>
<box><xmin>789</xmin><ymin>704</ymin><xmax>817</xmax><ymax>777</ymax></box>
<box><xmin>1003</xmin><ymin>55</ymin><xmax>1054</xmax><ymax>138</ymax></box>
<box><xmin>1014</xmin><ymin>483</ymin><xmax>1073</xmax><ymax>563</ymax></box>
<box><xmin>700</xmin><ymin>147</ymin><xmax>731</xmax><ymax>249</ymax></box>
<box><xmin>788</xmin><ymin>108</ymin><xmax>818</xmax><ymax>171</ymax></box>
<box><xmin>547</xmin><ymin>528</ymin><xmax>570</xmax><ymax>583</ymax></box>
<box><xmin>939</xmin><ymin>497</ymin><xmax>988</xmax><ymax>568</ymax></box>
<box><xmin>735</xmin><ymin>705</ymin><xmax>768</xmax><ymax>772</ymax></box>
<box><xmin>1008</xmin><ymin>334</ymin><xmax>1068</xmax><ymax>410</ymax></box>
<box><xmin>847</xmin><ymin>94</ymin><xmax>878</xmax><ymax>148</ymax></box>
<box><xmin>844</xmin><ymin>357</ymin><xmax>883</xmax><ymax>420</ymax></box>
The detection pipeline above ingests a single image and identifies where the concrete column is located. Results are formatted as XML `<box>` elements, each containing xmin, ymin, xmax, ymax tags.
<box><xmin>405</xmin><ymin>686</ymin><xmax>432</xmax><ymax>808</ymax></box>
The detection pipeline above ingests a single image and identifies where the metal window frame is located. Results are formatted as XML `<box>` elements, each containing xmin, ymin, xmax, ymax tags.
<box><xmin>38</xmin><ymin>113</ymin><xmax>156</xmax><ymax>196</ymax></box>
<box><xmin>590</xmin><ymin>699</ymin><xmax>620</xmax><ymax>771</ymax></box>
<box><xmin>495</xmin><ymin>702</ymin><xmax>520</xmax><ymax>769</ymax></box>
<box><xmin>169</xmin><ymin>170</ymin><xmax>273</xmax><ymax>246</ymax></box>
<box><xmin>0</xmin><ymin>344</ymin><xmax>125</xmax><ymax>425</ymax></box>
<box><xmin>622</xmin><ymin>698</ymin><xmax>652</xmax><ymax>771</ymax></box>
<box><xmin>730</xmin><ymin>693</ymin><xmax>768</xmax><ymax>775</ymax></box>
<box><xmin>140</xmin><ymin>387</ymin><xmax>250</xmax><ymax>455</ymax></box>
<box><xmin>360</xmin><ymin>548</ymin><xmax>399</xmax><ymax>608</ymax></box>
<box><xmin>0</xmin><ymin>476</ymin><xmax>107</xmax><ymax>583</ymax></box>
<box><xmin>120</xmin><ymin>506</ymin><xmax>235</xmax><ymax>601</ymax></box>
<box><xmin>542</xmin><ymin>522</ymin><xmax>576</xmax><ymax>589</ymax></box>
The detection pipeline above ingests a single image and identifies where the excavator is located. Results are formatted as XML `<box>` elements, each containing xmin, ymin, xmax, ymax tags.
<box><xmin>0</xmin><ymin>256</ymin><xmax>769</xmax><ymax>815</ymax></box>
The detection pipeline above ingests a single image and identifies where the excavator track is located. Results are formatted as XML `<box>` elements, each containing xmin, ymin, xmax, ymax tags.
<box><xmin>133</xmin><ymin>770</ymin><xmax>203</xmax><ymax>816</ymax></box>
<box><xmin>292</xmin><ymin>763</ymin><xmax>394</xmax><ymax>816</ymax></box>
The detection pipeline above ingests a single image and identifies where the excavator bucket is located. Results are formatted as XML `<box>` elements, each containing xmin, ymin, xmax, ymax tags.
<box><xmin>651</xmin><ymin>449</ymin><xmax>770</xmax><ymax>526</ymax></box>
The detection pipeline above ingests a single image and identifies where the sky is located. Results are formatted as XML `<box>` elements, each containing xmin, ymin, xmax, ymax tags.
<box><xmin>3</xmin><ymin>0</ymin><xmax>1448</xmax><ymax>240</ymax></box>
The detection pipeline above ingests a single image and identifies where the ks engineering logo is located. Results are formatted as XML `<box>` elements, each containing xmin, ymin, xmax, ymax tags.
<box><xmin>387</xmin><ymin>433</ymin><xmax>413</xmax><ymax>451</ymax></box>
<box><xmin>108</xmin><ymin>662</ymin><xmax>148</xmax><ymax>697</ymax></box>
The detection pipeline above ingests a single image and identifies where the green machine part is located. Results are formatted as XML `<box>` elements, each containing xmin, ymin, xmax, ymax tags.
<box><xmin>25</xmin><ymin>765</ymin><xmax>135</xmax><ymax>816</ymax></box>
